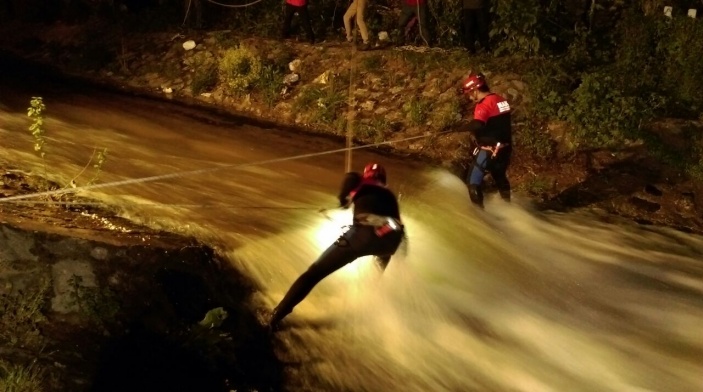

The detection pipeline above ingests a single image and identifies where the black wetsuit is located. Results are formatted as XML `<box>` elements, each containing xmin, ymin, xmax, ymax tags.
<box><xmin>270</xmin><ymin>172</ymin><xmax>404</xmax><ymax>327</ymax></box>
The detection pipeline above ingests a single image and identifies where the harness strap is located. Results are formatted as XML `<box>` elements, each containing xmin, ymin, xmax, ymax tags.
<box><xmin>479</xmin><ymin>142</ymin><xmax>508</xmax><ymax>158</ymax></box>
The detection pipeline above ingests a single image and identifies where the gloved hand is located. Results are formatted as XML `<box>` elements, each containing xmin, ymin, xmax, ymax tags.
<box><xmin>339</xmin><ymin>196</ymin><xmax>350</xmax><ymax>209</ymax></box>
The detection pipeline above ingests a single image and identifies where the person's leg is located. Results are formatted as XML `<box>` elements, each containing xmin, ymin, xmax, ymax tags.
<box><xmin>489</xmin><ymin>152</ymin><xmax>511</xmax><ymax>201</ymax></box>
<box><xmin>476</xmin><ymin>7</ymin><xmax>490</xmax><ymax>52</ymax></box>
<box><xmin>356</xmin><ymin>0</ymin><xmax>369</xmax><ymax>44</ymax></box>
<box><xmin>343</xmin><ymin>0</ymin><xmax>357</xmax><ymax>42</ymax></box>
<box><xmin>372</xmin><ymin>229</ymin><xmax>405</xmax><ymax>272</ymax></box>
<box><xmin>416</xmin><ymin>4</ymin><xmax>431</xmax><ymax>46</ymax></box>
<box><xmin>270</xmin><ymin>241</ymin><xmax>360</xmax><ymax>326</ymax></box>
<box><xmin>299</xmin><ymin>4</ymin><xmax>315</xmax><ymax>44</ymax></box>
<box><xmin>461</xmin><ymin>9</ymin><xmax>473</xmax><ymax>51</ymax></box>
<box><xmin>397</xmin><ymin>5</ymin><xmax>414</xmax><ymax>45</ymax></box>
<box><xmin>281</xmin><ymin>4</ymin><xmax>295</xmax><ymax>39</ymax></box>
<box><xmin>466</xmin><ymin>9</ymin><xmax>478</xmax><ymax>53</ymax></box>
<box><xmin>467</xmin><ymin>149</ymin><xmax>490</xmax><ymax>207</ymax></box>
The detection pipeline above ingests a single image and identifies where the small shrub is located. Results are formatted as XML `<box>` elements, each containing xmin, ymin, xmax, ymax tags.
<box><xmin>403</xmin><ymin>97</ymin><xmax>431</xmax><ymax>126</ymax></box>
<box><xmin>558</xmin><ymin>71</ymin><xmax>664</xmax><ymax>150</ymax></box>
<box><xmin>656</xmin><ymin>16</ymin><xmax>703</xmax><ymax>113</ymax></box>
<box><xmin>525</xmin><ymin>61</ymin><xmax>572</xmax><ymax>119</ymax></box>
<box><xmin>430</xmin><ymin>97</ymin><xmax>461</xmax><ymax>131</ymax></box>
<box><xmin>256</xmin><ymin>64</ymin><xmax>284</xmax><ymax>108</ymax></box>
<box><xmin>294</xmin><ymin>78</ymin><xmax>348</xmax><ymax>125</ymax></box>
<box><xmin>515</xmin><ymin>125</ymin><xmax>555</xmax><ymax>159</ymax></box>
<box><xmin>361</xmin><ymin>54</ymin><xmax>384</xmax><ymax>71</ymax></box>
<box><xmin>192</xmin><ymin>65</ymin><xmax>218</xmax><ymax>95</ymax></box>
<box><xmin>0</xmin><ymin>279</ymin><xmax>49</xmax><ymax>349</ymax></box>
<box><xmin>0</xmin><ymin>360</ymin><xmax>46</xmax><ymax>392</ymax></box>
<box><xmin>88</xmin><ymin>148</ymin><xmax>109</xmax><ymax>185</ymax></box>
<box><xmin>521</xmin><ymin>175</ymin><xmax>553</xmax><ymax>196</ymax></box>
<box><xmin>161</xmin><ymin>60</ymin><xmax>181</xmax><ymax>79</ymax></box>
<box><xmin>26</xmin><ymin>97</ymin><xmax>47</xmax><ymax>174</ymax></box>
<box><xmin>218</xmin><ymin>46</ymin><xmax>263</xmax><ymax>94</ymax></box>
<box><xmin>358</xmin><ymin>117</ymin><xmax>391</xmax><ymax>143</ymax></box>
<box><xmin>490</xmin><ymin>0</ymin><xmax>543</xmax><ymax>56</ymax></box>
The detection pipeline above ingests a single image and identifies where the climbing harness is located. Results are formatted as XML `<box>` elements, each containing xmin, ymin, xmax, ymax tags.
<box><xmin>472</xmin><ymin>142</ymin><xmax>508</xmax><ymax>159</ymax></box>
<box><xmin>354</xmin><ymin>213</ymin><xmax>403</xmax><ymax>237</ymax></box>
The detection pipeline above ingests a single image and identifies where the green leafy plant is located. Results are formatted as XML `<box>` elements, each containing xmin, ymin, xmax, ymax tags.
<box><xmin>26</xmin><ymin>97</ymin><xmax>109</xmax><ymax>188</ymax></box>
<box><xmin>0</xmin><ymin>360</ymin><xmax>46</xmax><ymax>392</ymax></box>
<box><xmin>357</xmin><ymin>117</ymin><xmax>391</xmax><ymax>143</ymax></box>
<box><xmin>294</xmin><ymin>82</ymin><xmax>348</xmax><ymax>125</ymax></box>
<box><xmin>404</xmin><ymin>97</ymin><xmax>431</xmax><ymax>126</ymax></box>
<box><xmin>0</xmin><ymin>279</ymin><xmax>49</xmax><ymax>349</ymax></box>
<box><xmin>26</xmin><ymin>97</ymin><xmax>47</xmax><ymax>175</ymax></box>
<box><xmin>256</xmin><ymin>64</ymin><xmax>284</xmax><ymax>108</ymax></box>
<box><xmin>192</xmin><ymin>65</ymin><xmax>218</xmax><ymax>95</ymax></box>
<box><xmin>361</xmin><ymin>54</ymin><xmax>384</xmax><ymax>71</ymax></box>
<box><xmin>515</xmin><ymin>125</ymin><xmax>555</xmax><ymax>159</ymax></box>
<box><xmin>88</xmin><ymin>148</ymin><xmax>109</xmax><ymax>185</ymax></box>
<box><xmin>490</xmin><ymin>0</ymin><xmax>543</xmax><ymax>56</ymax></box>
<box><xmin>559</xmin><ymin>71</ymin><xmax>663</xmax><ymax>150</ymax></box>
<box><xmin>430</xmin><ymin>97</ymin><xmax>461</xmax><ymax>131</ymax></box>
<box><xmin>520</xmin><ymin>175</ymin><xmax>553</xmax><ymax>196</ymax></box>
<box><xmin>218</xmin><ymin>46</ymin><xmax>263</xmax><ymax>94</ymax></box>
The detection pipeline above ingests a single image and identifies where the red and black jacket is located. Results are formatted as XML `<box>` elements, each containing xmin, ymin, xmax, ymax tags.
<box><xmin>338</xmin><ymin>172</ymin><xmax>401</xmax><ymax>221</ymax></box>
<box><xmin>468</xmin><ymin>93</ymin><xmax>512</xmax><ymax>147</ymax></box>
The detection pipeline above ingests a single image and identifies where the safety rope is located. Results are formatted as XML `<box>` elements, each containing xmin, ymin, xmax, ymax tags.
<box><xmin>345</xmin><ymin>11</ymin><xmax>359</xmax><ymax>173</ymax></box>
<box><xmin>206</xmin><ymin>0</ymin><xmax>265</xmax><ymax>8</ymax></box>
<box><xmin>0</xmin><ymin>131</ymin><xmax>452</xmax><ymax>203</ymax></box>
<box><xmin>1</xmin><ymin>200</ymin><xmax>327</xmax><ymax>209</ymax></box>
<box><xmin>183</xmin><ymin>0</ymin><xmax>266</xmax><ymax>26</ymax></box>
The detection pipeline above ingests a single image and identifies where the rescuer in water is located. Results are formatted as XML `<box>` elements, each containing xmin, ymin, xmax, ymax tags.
<box><xmin>458</xmin><ymin>72</ymin><xmax>512</xmax><ymax>208</ymax></box>
<box><xmin>268</xmin><ymin>162</ymin><xmax>404</xmax><ymax>330</ymax></box>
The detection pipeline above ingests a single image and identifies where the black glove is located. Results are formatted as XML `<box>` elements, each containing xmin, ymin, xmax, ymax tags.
<box><xmin>339</xmin><ymin>196</ymin><xmax>350</xmax><ymax>209</ymax></box>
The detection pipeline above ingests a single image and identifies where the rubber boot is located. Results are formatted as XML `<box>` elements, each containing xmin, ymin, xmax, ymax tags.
<box><xmin>268</xmin><ymin>305</ymin><xmax>288</xmax><ymax>332</ymax></box>
<box><xmin>468</xmin><ymin>185</ymin><xmax>484</xmax><ymax>208</ymax></box>
<box><xmin>499</xmin><ymin>189</ymin><xmax>511</xmax><ymax>202</ymax></box>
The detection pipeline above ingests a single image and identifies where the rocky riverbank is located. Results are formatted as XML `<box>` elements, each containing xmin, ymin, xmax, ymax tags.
<box><xmin>1</xmin><ymin>19</ymin><xmax>700</xmax><ymax>234</ymax></box>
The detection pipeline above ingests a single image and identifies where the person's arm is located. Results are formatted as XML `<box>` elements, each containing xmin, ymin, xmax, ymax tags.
<box><xmin>338</xmin><ymin>172</ymin><xmax>362</xmax><ymax>207</ymax></box>
<box><xmin>449</xmin><ymin>116</ymin><xmax>483</xmax><ymax>133</ymax></box>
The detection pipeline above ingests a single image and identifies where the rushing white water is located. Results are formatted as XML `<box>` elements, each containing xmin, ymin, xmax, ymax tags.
<box><xmin>1</xmin><ymin>90</ymin><xmax>701</xmax><ymax>392</ymax></box>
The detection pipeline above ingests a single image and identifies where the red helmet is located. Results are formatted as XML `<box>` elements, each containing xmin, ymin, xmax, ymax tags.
<box><xmin>461</xmin><ymin>73</ymin><xmax>487</xmax><ymax>93</ymax></box>
<box><xmin>363</xmin><ymin>162</ymin><xmax>386</xmax><ymax>183</ymax></box>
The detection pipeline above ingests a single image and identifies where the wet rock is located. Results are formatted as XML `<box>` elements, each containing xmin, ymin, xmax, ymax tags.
<box><xmin>353</xmin><ymin>88</ymin><xmax>369</xmax><ymax>97</ymax></box>
<box><xmin>91</xmin><ymin>247</ymin><xmax>109</xmax><ymax>260</ymax></box>
<box><xmin>547</xmin><ymin>121</ymin><xmax>577</xmax><ymax>155</ymax></box>
<box><xmin>312</xmin><ymin>70</ymin><xmax>331</xmax><ymax>84</ymax></box>
<box><xmin>213</xmin><ymin>88</ymin><xmax>225</xmax><ymax>102</ymax></box>
<box><xmin>511</xmin><ymin>79</ymin><xmax>527</xmax><ymax>92</ymax></box>
<box><xmin>629</xmin><ymin>196</ymin><xmax>661</xmax><ymax>213</ymax></box>
<box><xmin>289</xmin><ymin>59</ymin><xmax>302</xmax><ymax>73</ymax></box>
<box><xmin>676</xmin><ymin>192</ymin><xmax>696</xmax><ymax>213</ymax></box>
<box><xmin>182</xmin><ymin>40</ymin><xmax>196</xmax><ymax>51</ymax></box>
<box><xmin>369</xmin><ymin>76</ymin><xmax>383</xmax><ymax>88</ymax></box>
<box><xmin>507</xmin><ymin>87</ymin><xmax>520</xmax><ymax>101</ymax></box>
<box><xmin>0</xmin><ymin>225</ymin><xmax>37</xmax><ymax>263</ymax></box>
<box><xmin>283</xmin><ymin>73</ymin><xmax>299</xmax><ymax>85</ymax></box>
<box><xmin>374</xmin><ymin>107</ymin><xmax>389</xmax><ymax>115</ymax></box>
<box><xmin>361</xmin><ymin>100</ymin><xmax>376</xmax><ymax>112</ymax></box>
